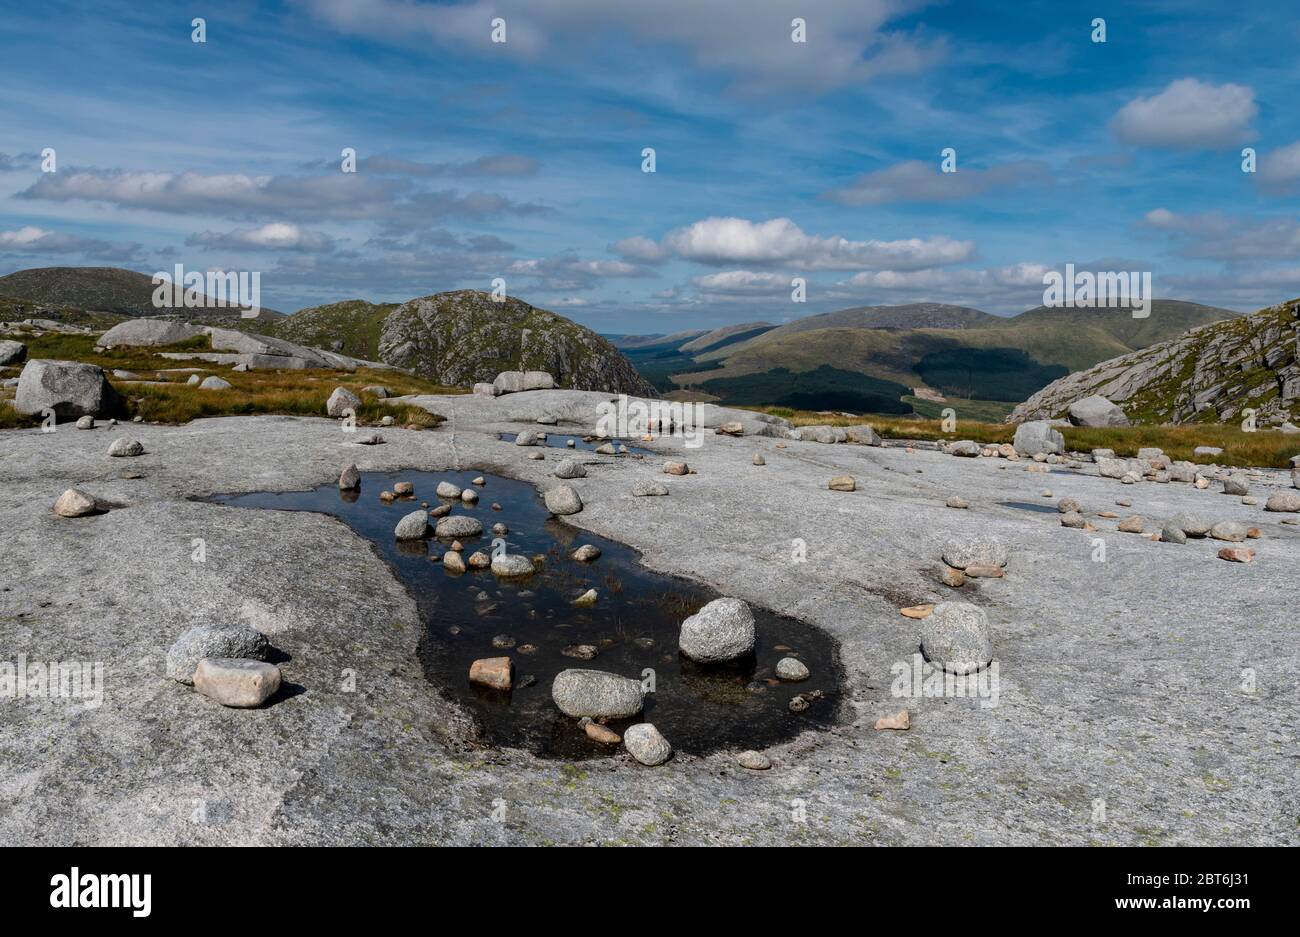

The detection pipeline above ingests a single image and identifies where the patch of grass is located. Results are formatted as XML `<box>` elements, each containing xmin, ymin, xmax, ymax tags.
<box><xmin>751</xmin><ymin>406</ymin><xmax>1299</xmax><ymax>466</ymax></box>
<box><xmin>123</xmin><ymin>369</ymin><xmax>461</xmax><ymax>425</ymax></box>
<box><xmin>0</xmin><ymin>401</ymin><xmax>22</xmax><ymax>429</ymax></box>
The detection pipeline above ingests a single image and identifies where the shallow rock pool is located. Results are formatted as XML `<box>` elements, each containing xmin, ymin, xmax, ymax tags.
<box><xmin>213</xmin><ymin>469</ymin><xmax>842</xmax><ymax>758</ymax></box>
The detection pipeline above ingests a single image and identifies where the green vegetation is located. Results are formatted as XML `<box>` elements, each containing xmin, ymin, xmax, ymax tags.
<box><xmin>915</xmin><ymin>347</ymin><xmax>1067</xmax><ymax>401</ymax></box>
<box><xmin>703</xmin><ymin>365</ymin><xmax>912</xmax><ymax>413</ymax></box>
<box><xmin>271</xmin><ymin>298</ymin><xmax>398</xmax><ymax>360</ymax></box>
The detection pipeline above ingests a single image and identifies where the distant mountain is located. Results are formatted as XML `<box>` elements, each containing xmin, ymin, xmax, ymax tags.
<box><xmin>0</xmin><ymin>266</ymin><xmax>282</xmax><ymax>319</ymax></box>
<box><xmin>1009</xmin><ymin>299</ymin><xmax>1300</xmax><ymax>426</ymax></box>
<box><xmin>650</xmin><ymin>299</ymin><xmax>1241</xmax><ymax>413</ymax></box>
<box><xmin>771</xmin><ymin>303</ymin><xmax>1000</xmax><ymax>335</ymax></box>
<box><xmin>679</xmin><ymin>322</ymin><xmax>774</xmax><ymax>354</ymax></box>
<box><xmin>280</xmin><ymin>290</ymin><xmax>657</xmax><ymax>395</ymax></box>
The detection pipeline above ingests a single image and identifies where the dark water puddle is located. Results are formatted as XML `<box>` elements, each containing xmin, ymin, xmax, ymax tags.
<box><xmin>211</xmin><ymin>469</ymin><xmax>841</xmax><ymax>759</ymax></box>
<box><xmin>999</xmin><ymin>500</ymin><xmax>1060</xmax><ymax>514</ymax></box>
<box><xmin>495</xmin><ymin>431</ymin><xmax>653</xmax><ymax>455</ymax></box>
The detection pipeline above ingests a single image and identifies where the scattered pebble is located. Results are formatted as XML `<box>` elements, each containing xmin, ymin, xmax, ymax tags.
<box><xmin>874</xmin><ymin>709</ymin><xmax>911</xmax><ymax>731</ymax></box>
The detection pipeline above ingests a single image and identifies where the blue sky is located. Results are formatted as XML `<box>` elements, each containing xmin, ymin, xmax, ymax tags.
<box><xmin>1</xmin><ymin>0</ymin><xmax>1298</xmax><ymax>330</ymax></box>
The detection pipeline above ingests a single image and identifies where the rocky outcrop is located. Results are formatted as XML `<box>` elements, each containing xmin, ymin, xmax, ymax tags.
<box><xmin>375</xmin><ymin>290</ymin><xmax>657</xmax><ymax>395</ymax></box>
<box><xmin>1009</xmin><ymin>299</ymin><xmax>1300</xmax><ymax>426</ymax></box>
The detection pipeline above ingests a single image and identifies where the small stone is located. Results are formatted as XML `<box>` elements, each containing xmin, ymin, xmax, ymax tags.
<box><xmin>552</xmin><ymin>669</ymin><xmax>644</xmax><ymax>719</ymax></box>
<box><xmin>874</xmin><ymin>709</ymin><xmax>911</xmax><ymax>731</ymax></box>
<box><xmin>1118</xmin><ymin>516</ymin><xmax>1145</xmax><ymax>534</ymax></box>
<box><xmin>379</xmin><ymin>491</ymin><xmax>395</xmax><ymax>503</ymax></box>
<box><xmin>467</xmin><ymin>551</ymin><xmax>490</xmax><ymax>569</ymax></box>
<box><xmin>788</xmin><ymin>696</ymin><xmax>810</xmax><ymax>713</ymax></box>
<box><xmin>393</xmin><ymin>481</ymin><xmax>414</xmax><ymax>496</ymax></box>
<box><xmin>434</xmin><ymin>515</ymin><xmax>483</xmax><ymax>538</ymax></box>
<box><xmin>828</xmin><ymin>475</ymin><xmax>856</xmax><ymax>491</ymax></box>
<box><xmin>940</xmin><ymin>566</ymin><xmax>965</xmax><ymax>587</ymax></box>
<box><xmin>430</xmin><ymin>503</ymin><xmax>451</xmax><ymax>517</ymax></box>
<box><xmin>573</xmin><ymin>544</ymin><xmax>601</xmax><ymax>562</ymax></box>
<box><xmin>573</xmin><ymin>588</ymin><xmax>598</xmax><ymax>607</ymax></box>
<box><xmin>75</xmin><ymin>415</ymin><xmax>94</xmax><ymax>430</ymax></box>
<box><xmin>562</xmin><ymin>644</ymin><xmax>599</xmax><ymax>660</ymax></box>
<box><xmin>736</xmin><ymin>750</ymin><xmax>772</xmax><ymax>770</ymax></box>
<box><xmin>107</xmin><ymin>437</ymin><xmax>143</xmax><ymax>457</ymax></box>
<box><xmin>167</xmin><ymin>624</ymin><xmax>271</xmax><ymax>683</ymax></box>
<box><xmin>1210</xmin><ymin>521</ymin><xmax>1247</xmax><ymax>542</ymax></box>
<box><xmin>544</xmin><ymin>485</ymin><xmax>583</xmax><ymax>515</ymax></box>
<box><xmin>443</xmin><ymin>551</ymin><xmax>467</xmax><ymax>572</ymax></box>
<box><xmin>1265</xmin><ymin>491</ymin><xmax>1300</xmax><ymax>513</ymax></box>
<box><xmin>752</xmin><ymin>453</ymin><xmax>765</xmax><ymax>465</ymax></box>
<box><xmin>491</xmin><ymin>522</ymin><xmax>508</xmax><ymax>535</ymax></box>
<box><xmin>472</xmin><ymin>476</ymin><xmax>485</xmax><ymax>486</ymax></box>
<box><xmin>394</xmin><ymin>504</ymin><xmax>436</xmax><ymax>537</ymax></box>
<box><xmin>945</xmin><ymin>496</ymin><xmax>969</xmax><ymax>509</ymax></box>
<box><xmin>623</xmin><ymin>723</ymin><xmax>672</xmax><ymax>766</ymax></box>
<box><xmin>554</xmin><ymin>458</ymin><xmax>587</xmax><ymax>479</ymax></box>
<box><xmin>53</xmin><ymin>488</ymin><xmax>97</xmax><ymax>518</ymax></box>
<box><xmin>942</xmin><ymin>535</ymin><xmax>1007</xmax><ymax>570</ymax></box>
<box><xmin>469</xmin><ymin>657</ymin><xmax>512</xmax><ymax>690</ymax></box>
<box><xmin>491</xmin><ymin>553</ymin><xmax>534</xmax><ymax>577</ymax></box>
<box><xmin>1223</xmin><ymin>474</ymin><xmax>1250</xmax><ymax>496</ymax></box>
<box><xmin>1247</xmin><ymin>527</ymin><xmax>1262</xmax><ymax>539</ymax></box>
<box><xmin>1160</xmin><ymin>522</ymin><xmax>1187</xmax><ymax>544</ymax></box>
<box><xmin>595</xmin><ymin>442</ymin><xmax>617</xmax><ymax>455</ymax></box>
<box><xmin>964</xmin><ymin>564</ymin><xmax>1004</xmax><ymax>578</ymax></box>
<box><xmin>1060</xmin><ymin>511</ymin><xmax>1086</xmax><ymax>529</ymax></box>
<box><xmin>584</xmin><ymin>722</ymin><xmax>621</xmax><ymax>744</ymax></box>
<box><xmin>775</xmin><ymin>657</ymin><xmax>810</xmax><ymax>681</ymax></box>
<box><xmin>528</xmin><ymin>451</ymin><xmax>544</xmax><ymax>460</ymax></box>
<box><xmin>1057</xmin><ymin>497</ymin><xmax>1081</xmax><ymax>514</ymax></box>
<box><xmin>461</xmin><ymin>489</ymin><xmax>479</xmax><ymax>504</ymax></box>
<box><xmin>679</xmin><ymin>597</ymin><xmax>756</xmax><ymax>663</ymax></box>
<box><xmin>632</xmin><ymin>481</ymin><xmax>669</xmax><ymax>497</ymax></box>
<box><xmin>900</xmin><ymin>604</ymin><xmax>935</xmax><ymax>619</ymax></box>
<box><xmin>193</xmin><ymin>658</ymin><xmax>280</xmax><ymax>708</ymax></box>
<box><xmin>339</xmin><ymin>463</ymin><xmax>360</xmax><ymax>489</ymax></box>
<box><xmin>491</xmin><ymin>634</ymin><xmax>516</xmax><ymax>649</ymax></box>
<box><xmin>664</xmin><ymin>461</ymin><xmax>689</xmax><ymax>476</ymax></box>
<box><xmin>326</xmin><ymin>386</ymin><xmax>361</xmax><ymax>418</ymax></box>
<box><xmin>1217</xmin><ymin>546</ymin><xmax>1255</xmax><ymax>563</ymax></box>
<box><xmin>921</xmin><ymin>601</ymin><xmax>993</xmax><ymax>675</ymax></box>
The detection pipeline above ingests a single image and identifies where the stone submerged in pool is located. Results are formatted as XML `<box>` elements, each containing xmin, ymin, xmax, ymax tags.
<box><xmin>212</xmin><ymin>468</ymin><xmax>842</xmax><ymax>759</ymax></box>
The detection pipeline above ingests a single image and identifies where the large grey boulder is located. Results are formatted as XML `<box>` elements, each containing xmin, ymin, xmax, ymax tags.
<box><xmin>941</xmin><ymin>535</ymin><xmax>1008</xmax><ymax>570</ymax></box>
<box><xmin>0</xmin><ymin>339</ymin><xmax>27</xmax><ymax>364</ymax></box>
<box><xmin>523</xmin><ymin>370</ymin><xmax>555</xmax><ymax>390</ymax></box>
<box><xmin>1012</xmin><ymin>420</ymin><xmax>1064</xmax><ymax>456</ymax></box>
<box><xmin>204</xmin><ymin>327</ymin><xmax>330</xmax><ymax>367</ymax></box>
<box><xmin>679</xmin><ymin>597</ymin><xmax>756</xmax><ymax>663</ymax></box>
<box><xmin>490</xmin><ymin>554</ymin><xmax>535</xmax><ymax>577</ymax></box>
<box><xmin>1067</xmin><ymin>395</ymin><xmax>1129</xmax><ymax>427</ymax></box>
<box><xmin>199</xmin><ymin>375</ymin><xmax>232</xmax><ymax>391</ymax></box>
<box><xmin>107</xmin><ymin>437</ymin><xmax>144</xmax><ymax>457</ymax></box>
<box><xmin>14</xmin><ymin>359</ymin><xmax>123</xmax><ymax>419</ymax></box>
<box><xmin>921</xmin><ymin>602</ymin><xmax>994</xmax><ymax>675</ymax></box>
<box><xmin>99</xmin><ymin>319</ymin><xmax>202</xmax><ymax>348</ymax></box>
<box><xmin>551</xmin><ymin>669</ymin><xmax>644</xmax><ymax>719</ymax></box>
<box><xmin>326</xmin><ymin>387</ymin><xmax>361</xmax><ymax>418</ymax></box>
<box><xmin>166</xmin><ymin>623</ymin><xmax>271</xmax><ymax>684</ymax></box>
